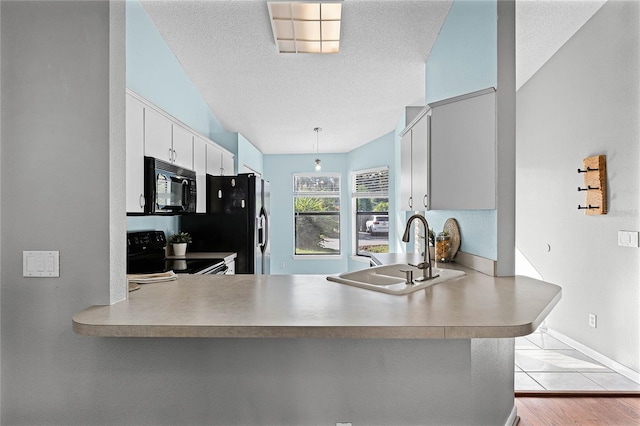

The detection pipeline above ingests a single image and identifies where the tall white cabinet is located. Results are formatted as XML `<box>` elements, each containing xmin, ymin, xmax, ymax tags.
<box><xmin>400</xmin><ymin>87</ymin><xmax>496</xmax><ymax>211</ymax></box>
<box><xmin>400</xmin><ymin>106</ymin><xmax>431</xmax><ymax>210</ymax></box>
<box><xmin>125</xmin><ymin>90</ymin><xmax>235</xmax><ymax>214</ymax></box>
<box><xmin>125</xmin><ymin>95</ymin><xmax>146</xmax><ymax>213</ymax></box>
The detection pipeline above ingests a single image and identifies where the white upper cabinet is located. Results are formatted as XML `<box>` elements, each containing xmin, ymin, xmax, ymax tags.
<box><xmin>400</xmin><ymin>106</ymin><xmax>431</xmax><ymax>211</ymax></box>
<box><xmin>144</xmin><ymin>107</ymin><xmax>194</xmax><ymax>170</ymax></box>
<box><xmin>206</xmin><ymin>142</ymin><xmax>235</xmax><ymax>176</ymax></box>
<box><xmin>429</xmin><ymin>88</ymin><xmax>496</xmax><ymax>210</ymax></box>
<box><xmin>400</xmin><ymin>87</ymin><xmax>496</xmax><ymax>211</ymax></box>
<box><xmin>193</xmin><ymin>136</ymin><xmax>207</xmax><ymax>213</ymax></box>
<box><xmin>221</xmin><ymin>150</ymin><xmax>235</xmax><ymax>176</ymax></box>
<box><xmin>170</xmin><ymin>124</ymin><xmax>194</xmax><ymax>170</ymax></box>
<box><xmin>125</xmin><ymin>95</ymin><xmax>146</xmax><ymax>213</ymax></box>
<box><xmin>126</xmin><ymin>90</ymin><xmax>236</xmax><ymax>214</ymax></box>
<box><xmin>143</xmin><ymin>107</ymin><xmax>173</xmax><ymax>164</ymax></box>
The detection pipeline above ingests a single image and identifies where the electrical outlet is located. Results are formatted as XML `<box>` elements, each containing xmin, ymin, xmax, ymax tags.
<box><xmin>280</xmin><ymin>261</ymin><xmax>286</xmax><ymax>269</ymax></box>
<box><xmin>618</xmin><ymin>230</ymin><xmax>639</xmax><ymax>247</ymax></box>
<box><xmin>589</xmin><ymin>313</ymin><xmax>597</xmax><ymax>328</ymax></box>
<box><xmin>23</xmin><ymin>251</ymin><xmax>60</xmax><ymax>277</ymax></box>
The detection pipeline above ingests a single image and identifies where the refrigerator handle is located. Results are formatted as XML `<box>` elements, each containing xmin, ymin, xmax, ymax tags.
<box><xmin>258</xmin><ymin>207</ymin><xmax>268</xmax><ymax>252</ymax></box>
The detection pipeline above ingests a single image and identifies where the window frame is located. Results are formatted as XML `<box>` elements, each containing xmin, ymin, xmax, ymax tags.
<box><xmin>351</xmin><ymin>166</ymin><xmax>390</xmax><ymax>258</ymax></box>
<box><xmin>292</xmin><ymin>172</ymin><xmax>342</xmax><ymax>258</ymax></box>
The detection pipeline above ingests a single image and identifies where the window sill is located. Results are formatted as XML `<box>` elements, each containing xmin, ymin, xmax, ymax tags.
<box><xmin>293</xmin><ymin>255</ymin><xmax>343</xmax><ymax>260</ymax></box>
<box><xmin>350</xmin><ymin>255</ymin><xmax>373</xmax><ymax>264</ymax></box>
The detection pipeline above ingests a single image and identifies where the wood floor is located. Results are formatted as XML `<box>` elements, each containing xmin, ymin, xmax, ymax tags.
<box><xmin>515</xmin><ymin>396</ymin><xmax>640</xmax><ymax>425</ymax></box>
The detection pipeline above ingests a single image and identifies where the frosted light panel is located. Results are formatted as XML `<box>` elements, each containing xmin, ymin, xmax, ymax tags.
<box><xmin>294</xmin><ymin>20</ymin><xmax>321</xmax><ymax>40</ymax></box>
<box><xmin>292</xmin><ymin>3</ymin><xmax>320</xmax><ymax>20</ymax></box>
<box><xmin>268</xmin><ymin>1</ymin><xmax>342</xmax><ymax>54</ymax></box>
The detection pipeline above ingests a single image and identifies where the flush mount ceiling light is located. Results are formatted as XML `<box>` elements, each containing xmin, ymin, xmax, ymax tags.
<box><xmin>314</xmin><ymin>127</ymin><xmax>322</xmax><ymax>171</ymax></box>
<box><xmin>267</xmin><ymin>2</ymin><xmax>342</xmax><ymax>54</ymax></box>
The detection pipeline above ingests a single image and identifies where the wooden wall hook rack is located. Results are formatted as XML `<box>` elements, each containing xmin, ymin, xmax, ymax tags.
<box><xmin>577</xmin><ymin>155</ymin><xmax>607</xmax><ymax>215</ymax></box>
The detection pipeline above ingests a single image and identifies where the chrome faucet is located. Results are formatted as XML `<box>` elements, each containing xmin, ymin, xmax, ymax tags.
<box><xmin>401</xmin><ymin>214</ymin><xmax>439</xmax><ymax>282</ymax></box>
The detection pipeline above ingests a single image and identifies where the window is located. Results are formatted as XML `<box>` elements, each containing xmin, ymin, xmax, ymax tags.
<box><xmin>293</xmin><ymin>174</ymin><xmax>341</xmax><ymax>255</ymax></box>
<box><xmin>353</xmin><ymin>167</ymin><xmax>389</xmax><ymax>255</ymax></box>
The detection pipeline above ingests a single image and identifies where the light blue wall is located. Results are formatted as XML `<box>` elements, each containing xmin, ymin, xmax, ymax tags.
<box><xmin>126</xmin><ymin>0</ymin><xmax>223</xmax><ymax>136</ymax></box>
<box><xmin>212</xmin><ymin>132</ymin><xmax>264</xmax><ymax>176</ymax></box>
<box><xmin>420</xmin><ymin>0</ymin><xmax>498</xmax><ymax>260</ymax></box>
<box><xmin>264</xmin><ymin>154</ymin><xmax>350</xmax><ymax>275</ymax></box>
<box><xmin>347</xmin><ymin>132</ymin><xmax>396</xmax><ymax>271</ymax></box>
<box><xmin>126</xmin><ymin>1</ymin><xmax>266</xmax><ymax>235</ymax></box>
<box><xmin>425</xmin><ymin>0</ymin><xmax>497</xmax><ymax>103</ymax></box>
<box><xmin>238</xmin><ymin>134</ymin><xmax>265</xmax><ymax>176</ymax></box>
<box><xmin>264</xmin><ymin>132</ymin><xmax>397</xmax><ymax>275</ymax></box>
<box><xmin>127</xmin><ymin>215</ymin><xmax>179</xmax><ymax>239</ymax></box>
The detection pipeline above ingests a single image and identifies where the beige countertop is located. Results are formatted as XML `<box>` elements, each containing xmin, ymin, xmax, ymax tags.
<box><xmin>73</xmin><ymin>261</ymin><xmax>561</xmax><ymax>339</ymax></box>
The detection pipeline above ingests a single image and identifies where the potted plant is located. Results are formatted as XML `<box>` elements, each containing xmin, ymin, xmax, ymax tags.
<box><xmin>168</xmin><ymin>231</ymin><xmax>192</xmax><ymax>256</ymax></box>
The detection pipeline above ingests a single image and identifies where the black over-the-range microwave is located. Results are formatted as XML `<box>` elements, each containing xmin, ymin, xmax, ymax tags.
<box><xmin>144</xmin><ymin>156</ymin><xmax>197</xmax><ymax>214</ymax></box>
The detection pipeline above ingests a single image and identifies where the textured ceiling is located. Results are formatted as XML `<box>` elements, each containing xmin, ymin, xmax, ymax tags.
<box><xmin>516</xmin><ymin>0</ymin><xmax>606</xmax><ymax>90</ymax></box>
<box><xmin>141</xmin><ymin>0</ymin><xmax>605</xmax><ymax>154</ymax></box>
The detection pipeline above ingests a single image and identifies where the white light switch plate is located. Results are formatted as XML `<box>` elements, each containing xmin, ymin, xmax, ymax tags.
<box><xmin>618</xmin><ymin>231</ymin><xmax>639</xmax><ymax>248</ymax></box>
<box><xmin>23</xmin><ymin>251</ymin><xmax>60</xmax><ymax>277</ymax></box>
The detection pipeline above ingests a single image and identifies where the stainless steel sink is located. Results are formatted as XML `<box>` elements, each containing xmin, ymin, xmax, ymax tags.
<box><xmin>327</xmin><ymin>263</ymin><xmax>465</xmax><ymax>295</ymax></box>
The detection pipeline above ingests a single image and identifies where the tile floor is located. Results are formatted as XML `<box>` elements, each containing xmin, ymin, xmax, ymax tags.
<box><xmin>515</xmin><ymin>329</ymin><xmax>640</xmax><ymax>392</ymax></box>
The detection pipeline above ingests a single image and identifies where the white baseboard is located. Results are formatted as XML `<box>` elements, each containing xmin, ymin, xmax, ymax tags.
<box><xmin>546</xmin><ymin>327</ymin><xmax>640</xmax><ymax>384</ymax></box>
<box><xmin>504</xmin><ymin>405</ymin><xmax>518</xmax><ymax>426</ymax></box>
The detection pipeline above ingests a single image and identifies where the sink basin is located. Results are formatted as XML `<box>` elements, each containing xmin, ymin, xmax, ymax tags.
<box><xmin>327</xmin><ymin>263</ymin><xmax>465</xmax><ymax>295</ymax></box>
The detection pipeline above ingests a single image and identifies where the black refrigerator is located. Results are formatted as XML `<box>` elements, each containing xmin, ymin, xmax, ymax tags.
<box><xmin>180</xmin><ymin>173</ymin><xmax>270</xmax><ymax>274</ymax></box>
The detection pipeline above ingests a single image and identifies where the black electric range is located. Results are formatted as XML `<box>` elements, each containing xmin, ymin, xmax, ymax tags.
<box><xmin>127</xmin><ymin>230</ymin><xmax>227</xmax><ymax>275</ymax></box>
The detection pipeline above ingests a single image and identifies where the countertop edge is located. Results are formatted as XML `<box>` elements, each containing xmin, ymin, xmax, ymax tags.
<box><xmin>72</xmin><ymin>318</ymin><xmax>559</xmax><ymax>340</ymax></box>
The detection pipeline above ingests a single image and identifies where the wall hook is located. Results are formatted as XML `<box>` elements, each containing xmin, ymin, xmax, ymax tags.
<box><xmin>578</xmin><ymin>155</ymin><xmax>607</xmax><ymax>215</ymax></box>
<box><xmin>577</xmin><ymin>185</ymin><xmax>600</xmax><ymax>192</ymax></box>
<box><xmin>577</xmin><ymin>167</ymin><xmax>599</xmax><ymax>173</ymax></box>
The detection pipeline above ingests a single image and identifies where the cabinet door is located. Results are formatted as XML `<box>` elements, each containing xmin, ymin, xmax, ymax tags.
<box><xmin>430</xmin><ymin>90</ymin><xmax>496</xmax><ymax>209</ymax></box>
<box><xmin>400</xmin><ymin>131</ymin><xmax>413</xmax><ymax>211</ymax></box>
<box><xmin>125</xmin><ymin>95</ymin><xmax>146</xmax><ymax>213</ymax></box>
<box><xmin>206</xmin><ymin>143</ymin><xmax>223</xmax><ymax>176</ymax></box>
<box><xmin>221</xmin><ymin>151</ymin><xmax>235</xmax><ymax>176</ymax></box>
<box><xmin>171</xmin><ymin>124</ymin><xmax>194</xmax><ymax>170</ymax></box>
<box><xmin>193</xmin><ymin>136</ymin><xmax>207</xmax><ymax>213</ymax></box>
<box><xmin>411</xmin><ymin>114</ymin><xmax>430</xmax><ymax>210</ymax></box>
<box><xmin>144</xmin><ymin>107</ymin><xmax>173</xmax><ymax>163</ymax></box>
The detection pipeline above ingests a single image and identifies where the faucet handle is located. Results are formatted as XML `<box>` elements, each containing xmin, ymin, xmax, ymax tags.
<box><xmin>399</xmin><ymin>269</ymin><xmax>414</xmax><ymax>285</ymax></box>
<box><xmin>409</xmin><ymin>262</ymin><xmax>430</xmax><ymax>270</ymax></box>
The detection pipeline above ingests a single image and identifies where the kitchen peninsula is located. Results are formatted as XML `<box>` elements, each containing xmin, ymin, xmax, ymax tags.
<box><xmin>73</xmin><ymin>260</ymin><xmax>561</xmax><ymax>426</ymax></box>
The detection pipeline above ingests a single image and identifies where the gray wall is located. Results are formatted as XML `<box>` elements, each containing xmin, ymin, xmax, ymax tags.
<box><xmin>0</xmin><ymin>2</ymin><xmax>516</xmax><ymax>425</ymax></box>
<box><xmin>0</xmin><ymin>0</ymin><xmax>113</xmax><ymax>423</ymax></box>
<box><xmin>516</xmin><ymin>0</ymin><xmax>639</xmax><ymax>373</ymax></box>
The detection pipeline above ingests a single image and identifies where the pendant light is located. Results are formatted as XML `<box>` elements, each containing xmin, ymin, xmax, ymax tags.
<box><xmin>314</xmin><ymin>127</ymin><xmax>322</xmax><ymax>171</ymax></box>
